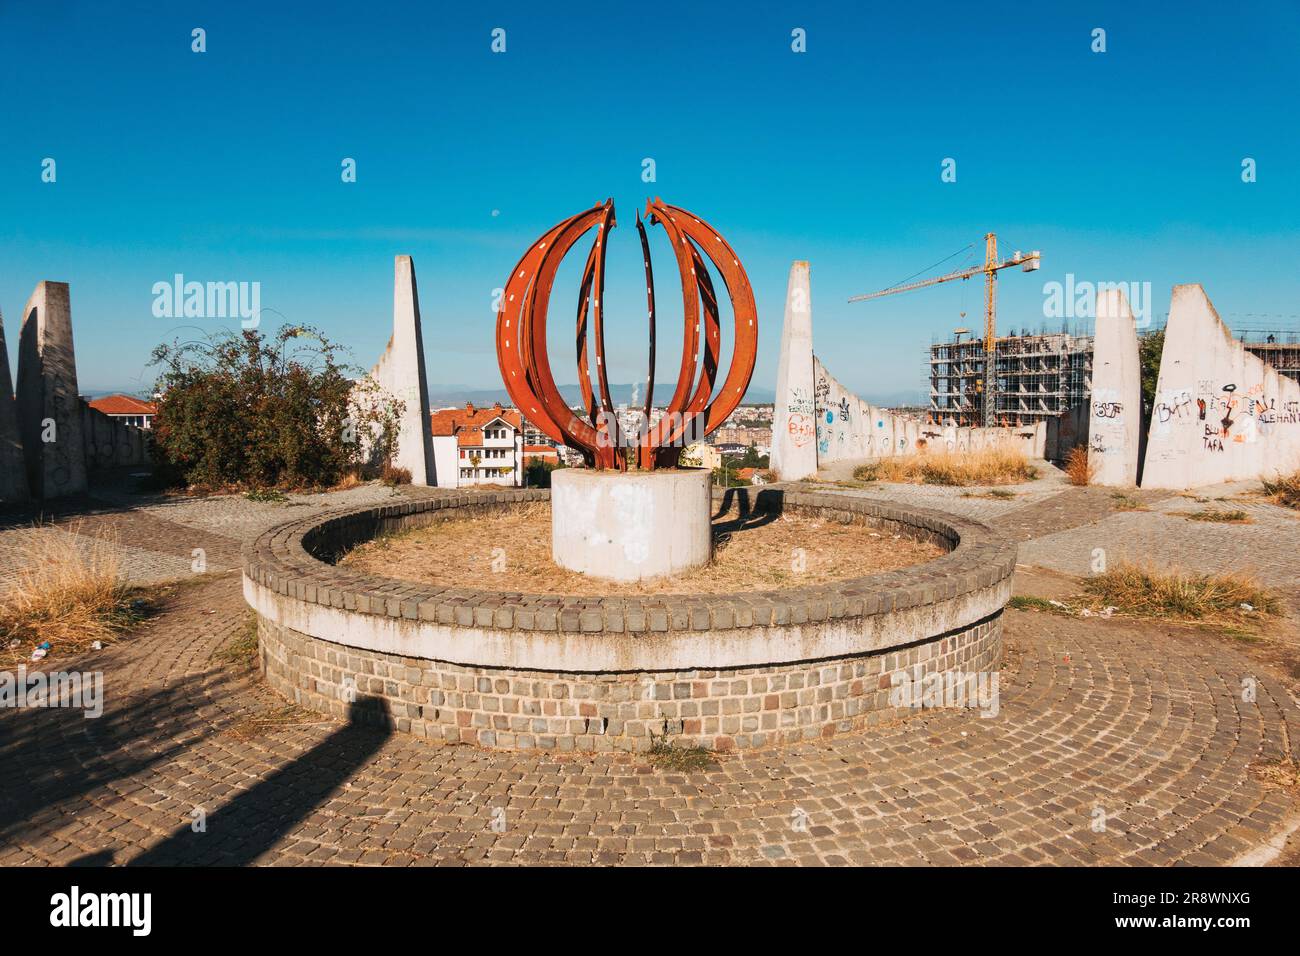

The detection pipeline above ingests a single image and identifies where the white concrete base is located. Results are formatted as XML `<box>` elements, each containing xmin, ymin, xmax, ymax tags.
<box><xmin>550</xmin><ymin>469</ymin><xmax>712</xmax><ymax>582</ymax></box>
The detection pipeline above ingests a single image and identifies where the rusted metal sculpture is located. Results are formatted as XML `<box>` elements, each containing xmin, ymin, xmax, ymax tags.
<box><xmin>496</xmin><ymin>198</ymin><xmax>757</xmax><ymax>469</ymax></box>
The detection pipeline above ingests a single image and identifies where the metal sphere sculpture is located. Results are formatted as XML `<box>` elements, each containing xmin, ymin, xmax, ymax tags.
<box><xmin>495</xmin><ymin>198</ymin><xmax>757</xmax><ymax>469</ymax></box>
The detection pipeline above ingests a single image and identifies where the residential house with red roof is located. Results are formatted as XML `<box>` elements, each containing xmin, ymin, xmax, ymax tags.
<box><xmin>428</xmin><ymin>402</ymin><xmax>523</xmax><ymax>488</ymax></box>
<box><xmin>87</xmin><ymin>394</ymin><xmax>157</xmax><ymax>430</ymax></box>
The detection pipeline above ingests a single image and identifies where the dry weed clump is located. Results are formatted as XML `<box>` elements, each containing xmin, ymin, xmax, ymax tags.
<box><xmin>1184</xmin><ymin>509</ymin><xmax>1250</xmax><ymax>524</ymax></box>
<box><xmin>1082</xmin><ymin>561</ymin><xmax>1279</xmax><ymax>622</ymax></box>
<box><xmin>1064</xmin><ymin>446</ymin><xmax>1094</xmax><ymax>486</ymax></box>
<box><xmin>1261</xmin><ymin>470</ymin><xmax>1300</xmax><ymax>510</ymax></box>
<box><xmin>852</xmin><ymin>446</ymin><xmax>1036</xmax><ymax>487</ymax></box>
<box><xmin>0</xmin><ymin>524</ymin><xmax>135</xmax><ymax>658</ymax></box>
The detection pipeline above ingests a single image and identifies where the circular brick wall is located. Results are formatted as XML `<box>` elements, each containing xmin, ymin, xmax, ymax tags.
<box><xmin>242</xmin><ymin>487</ymin><xmax>1016</xmax><ymax>752</ymax></box>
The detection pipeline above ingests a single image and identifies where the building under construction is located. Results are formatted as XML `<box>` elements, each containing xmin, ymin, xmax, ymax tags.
<box><xmin>929</xmin><ymin>325</ymin><xmax>1300</xmax><ymax>428</ymax></box>
<box><xmin>928</xmin><ymin>329</ymin><xmax>1093</xmax><ymax>428</ymax></box>
<box><xmin>1240</xmin><ymin>331</ymin><xmax>1300</xmax><ymax>384</ymax></box>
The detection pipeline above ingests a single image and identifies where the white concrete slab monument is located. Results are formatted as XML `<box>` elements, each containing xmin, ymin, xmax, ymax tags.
<box><xmin>1088</xmin><ymin>288</ymin><xmax>1142</xmax><ymax>486</ymax></box>
<box><xmin>1142</xmin><ymin>284</ymin><xmax>1300</xmax><ymax>489</ymax></box>
<box><xmin>368</xmin><ymin>255</ymin><xmax>436</xmax><ymax>485</ymax></box>
<box><xmin>16</xmin><ymin>281</ymin><xmax>87</xmax><ymax>499</ymax></box>
<box><xmin>0</xmin><ymin>309</ymin><xmax>30</xmax><ymax>505</ymax></box>
<box><xmin>770</xmin><ymin>261</ymin><xmax>818</xmax><ymax>481</ymax></box>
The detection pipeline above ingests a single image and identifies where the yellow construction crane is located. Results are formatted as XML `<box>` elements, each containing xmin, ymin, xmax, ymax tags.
<box><xmin>849</xmin><ymin>233</ymin><xmax>1040</xmax><ymax>426</ymax></box>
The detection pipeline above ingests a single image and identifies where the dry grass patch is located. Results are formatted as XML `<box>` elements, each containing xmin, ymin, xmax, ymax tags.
<box><xmin>1184</xmin><ymin>508</ymin><xmax>1250</xmax><ymax>524</ymax></box>
<box><xmin>1081</xmin><ymin>562</ymin><xmax>1279</xmax><ymax>623</ymax></box>
<box><xmin>852</xmin><ymin>446</ymin><xmax>1036</xmax><ymax>487</ymax></box>
<box><xmin>331</xmin><ymin>470</ymin><xmax>365</xmax><ymax>491</ymax></box>
<box><xmin>214</xmin><ymin>613</ymin><xmax>260</xmax><ymax>669</ymax></box>
<box><xmin>1007</xmin><ymin>595</ymin><xmax>1068</xmax><ymax>614</ymax></box>
<box><xmin>1262</xmin><ymin>471</ymin><xmax>1300</xmax><ymax>510</ymax></box>
<box><xmin>645</xmin><ymin>735</ymin><xmax>718</xmax><ymax>772</ymax></box>
<box><xmin>381</xmin><ymin>463</ymin><xmax>412</xmax><ymax>486</ymax></box>
<box><xmin>0</xmin><ymin>524</ymin><xmax>139</xmax><ymax>662</ymax></box>
<box><xmin>341</xmin><ymin>502</ymin><xmax>943</xmax><ymax>595</ymax></box>
<box><xmin>962</xmin><ymin>488</ymin><xmax>1016</xmax><ymax>500</ymax></box>
<box><xmin>1110</xmin><ymin>493</ymin><xmax>1146</xmax><ymax>511</ymax></box>
<box><xmin>1064</xmin><ymin>446</ymin><xmax>1094</xmax><ymax>486</ymax></box>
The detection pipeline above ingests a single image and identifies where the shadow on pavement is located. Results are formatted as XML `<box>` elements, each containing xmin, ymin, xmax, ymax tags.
<box><xmin>126</xmin><ymin>697</ymin><xmax>391</xmax><ymax>866</ymax></box>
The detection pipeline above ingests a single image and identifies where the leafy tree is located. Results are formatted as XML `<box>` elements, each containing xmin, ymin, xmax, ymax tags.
<box><xmin>523</xmin><ymin>458</ymin><xmax>563</xmax><ymax>488</ymax></box>
<box><xmin>1139</xmin><ymin>329</ymin><xmax>1165</xmax><ymax>410</ymax></box>
<box><xmin>149</xmin><ymin>325</ymin><xmax>404</xmax><ymax>490</ymax></box>
<box><xmin>737</xmin><ymin>444</ymin><xmax>769</xmax><ymax>469</ymax></box>
<box><xmin>712</xmin><ymin>455</ymin><xmax>750</xmax><ymax>486</ymax></box>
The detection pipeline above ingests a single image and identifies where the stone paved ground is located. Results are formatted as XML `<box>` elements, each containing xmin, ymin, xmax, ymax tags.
<box><xmin>1</xmin><ymin>471</ymin><xmax>1298</xmax><ymax>866</ymax></box>
<box><xmin>0</xmin><ymin>475</ymin><xmax>408</xmax><ymax>586</ymax></box>
<box><xmin>1019</xmin><ymin>484</ymin><xmax>1300</xmax><ymax>591</ymax></box>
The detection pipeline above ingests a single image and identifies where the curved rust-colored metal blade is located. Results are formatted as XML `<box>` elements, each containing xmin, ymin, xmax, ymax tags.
<box><xmin>635</xmin><ymin>212</ymin><xmax>657</xmax><ymax>469</ymax></box>
<box><xmin>653</xmin><ymin>200</ymin><xmax>758</xmax><ymax>438</ymax></box>
<box><xmin>497</xmin><ymin>213</ymin><xmax>583</xmax><ymax>446</ymax></box>
<box><xmin>641</xmin><ymin>197</ymin><xmax>701</xmax><ymax>460</ymax></box>
<box><xmin>524</xmin><ymin>201</ymin><xmax>620</xmax><ymax>467</ymax></box>
<box><xmin>575</xmin><ymin>239</ymin><xmax>599</xmax><ymax>428</ymax></box>
<box><xmin>589</xmin><ymin>201</ymin><xmax>624</xmax><ymax>468</ymax></box>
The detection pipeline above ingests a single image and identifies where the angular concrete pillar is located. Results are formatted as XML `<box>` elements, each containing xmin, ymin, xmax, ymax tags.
<box><xmin>16</xmin><ymin>282</ymin><xmax>87</xmax><ymax>499</ymax></box>
<box><xmin>1142</xmin><ymin>284</ymin><xmax>1300</xmax><ymax>489</ymax></box>
<box><xmin>0</xmin><ymin>309</ymin><xmax>30</xmax><ymax>505</ymax></box>
<box><xmin>368</xmin><ymin>256</ymin><xmax>435</xmax><ymax>485</ymax></box>
<box><xmin>770</xmin><ymin>261</ymin><xmax>818</xmax><ymax>481</ymax></box>
<box><xmin>1088</xmin><ymin>288</ymin><xmax>1142</xmax><ymax>486</ymax></box>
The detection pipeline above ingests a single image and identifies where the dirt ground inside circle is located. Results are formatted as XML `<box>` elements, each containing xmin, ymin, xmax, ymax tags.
<box><xmin>340</xmin><ymin>502</ymin><xmax>944</xmax><ymax>595</ymax></box>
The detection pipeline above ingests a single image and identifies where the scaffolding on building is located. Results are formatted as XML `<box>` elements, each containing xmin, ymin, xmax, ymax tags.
<box><xmin>1237</xmin><ymin>330</ymin><xmax>1300</xmax><ymax>384</ymax></box>
<box><xmin>926</xmin><ymin>321</ymin><xmax>1299</xmax><ymax>428</ymax></box>
<box><xmin>928</xmin><ymin>324</ymin><xmax>1094</xmax><ymax>428</ymax></box>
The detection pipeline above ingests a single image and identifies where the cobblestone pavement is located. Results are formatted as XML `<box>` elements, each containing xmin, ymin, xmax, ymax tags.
<box><xmin>1</xmin><ymin>475</ymin><xmax>1298</xmax><ymax>866</ymax></box>
<box><xmin>0</xmin><ymin>477</ymin><xmax>414</xmax><ymax>586</ymax></box>
<box><xmin>1018</xmin><ymin>486</ymin><xmax>1300</xmax><ymax>594</ymax></box>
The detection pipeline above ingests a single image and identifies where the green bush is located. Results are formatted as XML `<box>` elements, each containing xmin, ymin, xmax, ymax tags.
<box><xmin>149</xmin><ymin>326</ymin><xmax>404</xmax><ymax>490</ymax></box>
<box><xmin>523</xmin><ymin>458</ymin><xmax>563</xmax><ymax>488</ymax></box>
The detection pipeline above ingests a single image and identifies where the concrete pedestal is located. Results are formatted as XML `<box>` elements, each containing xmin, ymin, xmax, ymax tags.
<box><xmin>551</xmin><ymin>469</ymin><xmax>712</xmax><ymax>582</ymax></box>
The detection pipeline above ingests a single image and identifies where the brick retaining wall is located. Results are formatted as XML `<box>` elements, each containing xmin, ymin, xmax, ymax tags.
<box><xmin>243</xmin><ymin>486</ymin><xmax>1015</xmax><ymax>751</ymax></box>
<box><xmin>259</xmin><ymin>610</ymin><xmax>1001</xmax><ymax>751</ymax></box>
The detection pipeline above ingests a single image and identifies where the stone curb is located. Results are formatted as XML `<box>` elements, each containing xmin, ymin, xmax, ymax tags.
<box><xmin>242</xmin><ymin>484</ymin><xmax>1018</xmax><ymax>636</ymax></box>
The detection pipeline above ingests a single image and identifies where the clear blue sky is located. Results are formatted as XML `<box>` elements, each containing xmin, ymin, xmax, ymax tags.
<box><xmin>2</xmin><ymin>0</ymin><xmax>1298</xmax><ymax>403</ymax></box>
